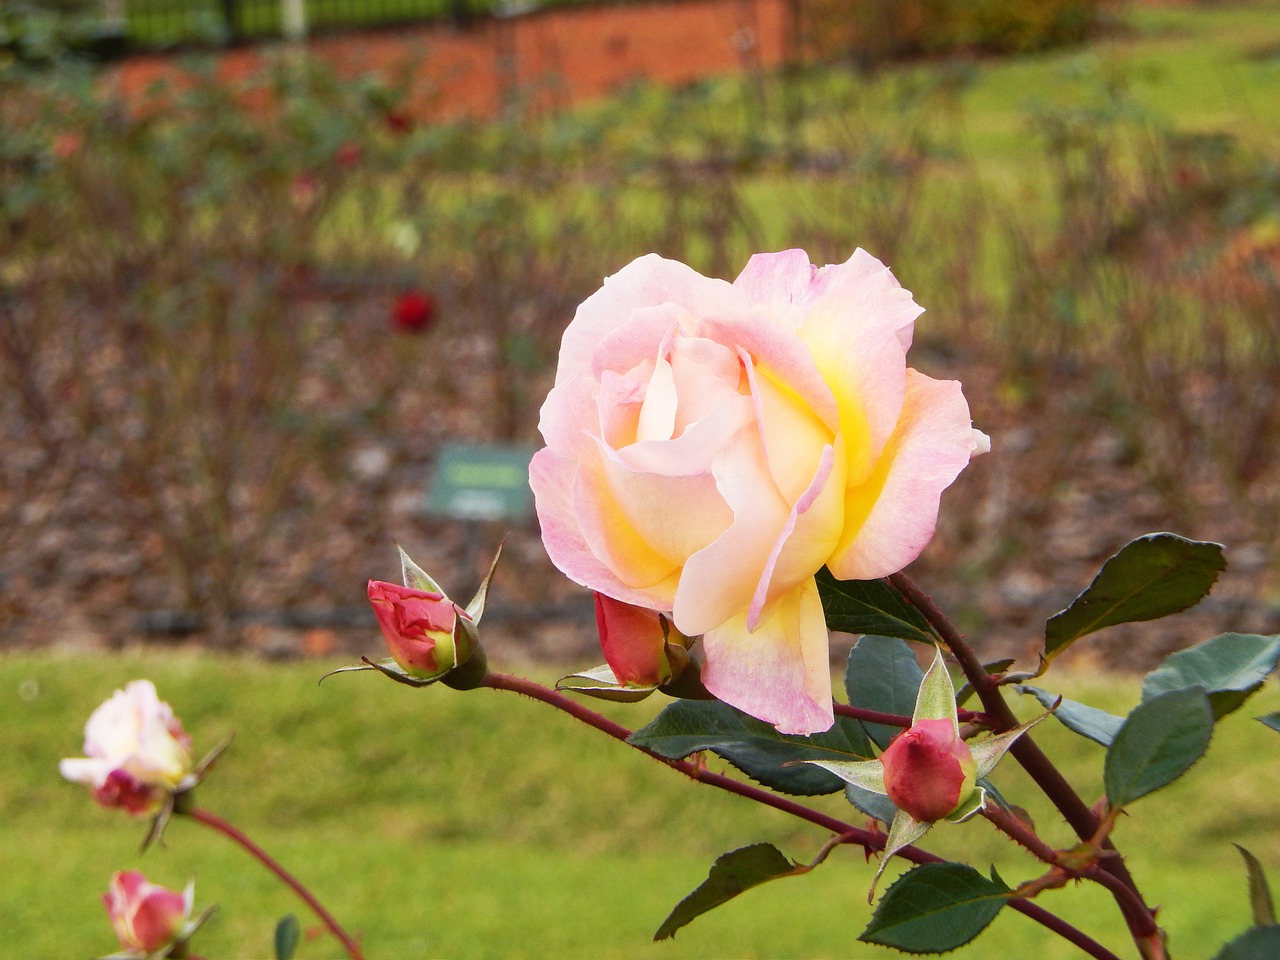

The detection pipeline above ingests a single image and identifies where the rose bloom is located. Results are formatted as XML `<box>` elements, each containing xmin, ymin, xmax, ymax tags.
<box><xmin>530</xmin><ymin>250</ymin><xmax>987</xmax><ymax>734</ymax></box>
<box><xmin>104</xmin><ymin>871</ymin><xmax>192</xmax><ymax>956</ymax></box>
<box><xmin>880</xmin><ymin>717</ymin><xmax>979</xmax><ymax>822</ymax></box>
<box><xmin>60</xmin><ymin>680</ymin><xmax>194</xmax><ymax>816</ymax></box>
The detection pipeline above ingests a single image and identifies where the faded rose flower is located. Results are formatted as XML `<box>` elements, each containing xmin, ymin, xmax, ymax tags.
<box><xmin>530</xmin><ymin>250</ymin><xmax>987</xmax><ymax>734</ymax></box>
<box><xmin>60</xmin><ymin>681</ymin><xmax>194</xmax><ymax>817</ymax></box>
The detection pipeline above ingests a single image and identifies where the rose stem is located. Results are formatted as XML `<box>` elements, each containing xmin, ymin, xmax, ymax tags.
<box><xmin>887</xmin><ymin>572</ymin><xmax>1161</xmax><ymax>949</ymax></box>
<box><xmin>186</xmin><ymin>807</ymin><xmax>364</xmax><ymax>960</ymax></box>
<box><xmin>480</xmin><ymin>671</ymin><xmax>1120</xmax><ymax>960</ymax></box>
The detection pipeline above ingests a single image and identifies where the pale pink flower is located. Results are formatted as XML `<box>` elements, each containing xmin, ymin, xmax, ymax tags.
<box><xmin>60</xmin><ymin>681</ymin><xmax>194</xmax><ymax>816</ymax></box>
<box><xmin>103</xmin><ymin>871</ymin><xmax>192</xmax><ymax>956</ymax></box>
<box><xmin>531</xmin><ymin>250</ymin><xmax>987</xmax><ymax>734</ymax></box>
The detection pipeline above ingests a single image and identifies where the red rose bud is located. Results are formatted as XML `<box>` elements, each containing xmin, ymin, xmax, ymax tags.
<box><xmin>368</xmin><ymin>580</ymin><xmax>470</xmax><ymax>680</ymax></box>
<box><xmin>392</xmin><ymin>291</ymin><xmax>437</xmax><ymax>333</ymax></box>
<box><xmin>104</xmin><ymin>871</ymin><xmax>191</xmax><ymax>955</ymax></box>
<box><xmin>880</xmin><ymin>718</ymin><xmax>978</xmax><ymax>822</ymax></box>
<box><xmin>595</xmin><ymin>593</ymin><xmax>676</xmax><ymax>688</ymax></box>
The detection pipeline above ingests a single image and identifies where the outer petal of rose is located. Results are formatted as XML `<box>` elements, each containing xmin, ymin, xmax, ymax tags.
<box><xmin>827</xmin><ymin>370</ymin><xmax>984</xmax><ymax>581</ymax></box>
<box><xmin>595</xmin><ymin>593</ymin><xmax>670</xmax><ymax>686</ymax></box>
<box><xmin>530</xmin><ymin>447</ymin><xmax>675</xmax><ymax>609</ymax></box>
<box><xmin>731</xmin><ymin>248</ymin><xmax>817</xmax><ymax>324</ymax></box>
<box><xmin>808</xmin><ymin>249</ymin><xmax>922</xmax><ymax>351</ymax></box>
<box><xmin>555</xmin><ymin>255</ymin><xmax>743</xmax><ymax>386</ymax></box>
<box><xmin>700</xmin><ymin>578</ymin><xmax>834</xmax><ymax>735</ymax></box>
<box><xmin>59</xmin><ymin>757</ymin><xmax>110</xmax><ymax>786</ymax></box>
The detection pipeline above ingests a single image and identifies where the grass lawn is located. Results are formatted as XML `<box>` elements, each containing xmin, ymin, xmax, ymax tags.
<box><xmin>5</xmin><ymin>648</ymin><xmax>1279</xmax><ymax>958</ymax></box>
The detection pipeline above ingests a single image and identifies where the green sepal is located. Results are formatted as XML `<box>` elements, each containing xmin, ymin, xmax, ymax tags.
<box><xmin>969</xmin><ymin>709</ymin><xmax>1051</xmax><ymax>779</ymax></box>
<box><xmin>556</xmin><ymin>664</ymin><xmax>658</xmax><ymax>703</ymax></box>
<box><xmin>464</xmin><ymin>541</ymin><xmax>505</xmax><ymax>624</ymax></box>
<box><xmin>871</xmin><ymin>811</ymin><xmax>931</xmax><ymax>901</ymax></box>
<box><xmin>398</xmin><ymin>544</ymin><xmax>445</xmax><ymax>595</ymax></box>
<box><xmin>913</xmin><ymin>645</ymin><xmax>957</xmax><ymax>729</ymax></box>
<box><xmin>440</xmin><ymin>642</ymin><xmax>488</xmax><ymax>690</ymax></box>
<box><xmin>944</xmin><ymin>784</ymin><xmax>987</xmax><ymax>823</ymax></box>
<box><xmin>805</xmin><ymin>758</ymin><xmax>887</xmax><ymax>796</ymax></box>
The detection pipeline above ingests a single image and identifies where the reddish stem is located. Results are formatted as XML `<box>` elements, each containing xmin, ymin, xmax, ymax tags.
<box><xmin>887</xmin><ymin>572</ymin><xmax>1160</xmax><ymax>947</ymax></box>
<box><xmin>186</xmin><ymin>807</ymin><xmax>364</xmax><ymax>960</ymax></box>
<box><xmin>480</xmin><ymin>672</ymin><xmax>1120</xmax><ymax>960</ymax></box>
<box><xmin>833</xmin><ymin>701</ymin><xmax>988</xmax><ymax>728</ymax></box>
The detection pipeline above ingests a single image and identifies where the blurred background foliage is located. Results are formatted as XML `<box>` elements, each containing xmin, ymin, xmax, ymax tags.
<box><xmin>2</xmin><ymin>0</ymin><xmax>1280</xmax><ymax>661</ymax></box>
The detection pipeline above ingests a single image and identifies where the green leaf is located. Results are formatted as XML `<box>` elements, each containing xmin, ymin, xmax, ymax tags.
<box><xmin>1212</xmin><ymin>924</ymin><xmax>1280</xmax><ymax>960</ymax></box>
<box><xmin>861</xmin><ymin>863</ymin><xmax>1011</xmax><ymax>953</ymax></box>
<box><xmin>817</xmin><ymin>568</ymin><xmax>937</xmax><ymax>645</ymax></box>
<box><xmin>629</xmin><ymin>699</ymin><xmax>873</xmax><ymax>796</ymax></box>
<box><xmin>1016</xmin><ymin>685</ymin><xmax>1124</xmax><ymax>746</ymax></box>
<box><xmin>1043</xmin><ymin>533</ymin><xmax>1226</xmax><ymax>665</ymax></box>
<box><xmin>1104</xmin><ymin>687</ymin><xmax>1214</xmax><ymax>809</ymax></box>
<box><xmin>1141</xmin><ymin>633</ymin><xmax>1280</xmax><ymax>720</ymax></box>
<box><xmin>1258</xmin><ymin>713</ymin><xmax>1280</xmax><ymax>734</ymax></box>
<box><xmin>846</xmin><ymin>636</ymin><xmax>925</xmax><ymax>749</ymax></box>
<box><xmin>274</xmin><ymin>915</ymin><xmax>300</xmax><ymax>960</ymax></box>
<box><xmin>1235</xmin><ymin>845</ymin><xmax>1276</xmax><ymax>927</ymax></box>
<box><xmin>654</xmin><ymin>843</ymin><xmax>809</xmax><ymax>940</ymax></box>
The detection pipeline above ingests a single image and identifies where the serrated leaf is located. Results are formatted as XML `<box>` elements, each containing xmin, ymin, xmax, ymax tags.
<box><xmin>1141</xmin><ymin>633</ymin><xmax>1280</xmax><ymax>720</ymax></box>
<box><xmin>655</xmin><ymin>843</ymin><xmax>809</xmax><ymax>940</ymax></box>
<box><xmin>1016</xmin><ymin>685</ymin><xmax>1124</xmax><ymax>746</ymax></box>
<box><xmin>1258</xmin><ymin>713</ymin><xmax>1280</xmax><ymax>734</ymax></box>
<box><xmin>1235</xmin><ymin>845</ymin><xmax>1276</xmax><ymax>927</ymax></box>
<box><xmin>846</xmin><ymin>636</ymin><xmax>925</xmax><ymax>749</ymax></box>
<box><xmin>1104</xmin><ymin>687</ymin><xmax>1214</xmax><ymax>809</ymax></box>
<box><xmin>817</xmin><ymin>568</ymin><xmax>937</xmax><ymax>644</ymax></box>
<box><xmin>861</xmin><ymin>862</ymin><xmax>1011</xmax><ymax>953</ymax></box>
<box><xmin>556</xmin><ymin>664</ymin><xmax>657</xmax><ymax>703</ymax></box>
<box><xmin>629</xmin><ymin>699</ymin><xmax>872</xmax><ymax>796</ymax></box>
<box><xmin>1043</xmin><ymin>534</ymin><xmax>1226</xmax><ymax>664</ymax></box>
<box><xmin>847</xmin><ymin>783</ymin><xmax>898</xmax><ymax>824</ymax></box>
<box><xmin>274</xmin><ymin>915</ymin><xmax>300</xmax><ymax>960</ymax></box>
<box><xmin>1212</xmin><ymin>924</ymin><xmax>1280</xmax><ymax>960</ymax></box>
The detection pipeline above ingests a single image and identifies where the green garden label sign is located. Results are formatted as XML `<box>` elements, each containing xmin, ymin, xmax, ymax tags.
<box><xmin>424</xmin><ymin>444</ymin><xmax>536</xmax><ymax>522</ymax></box>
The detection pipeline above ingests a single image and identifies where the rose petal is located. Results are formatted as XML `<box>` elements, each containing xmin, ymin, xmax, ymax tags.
<box><xmin>700</xmin><ymin>579</ymin><xmax>834</xmax><ymax>735</ymax></box>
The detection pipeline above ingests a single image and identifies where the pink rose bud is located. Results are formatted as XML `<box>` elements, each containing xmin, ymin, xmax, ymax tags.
<box><xmin>104</xmin><ymin>871</ymin><xmax>192</xmax><ymax>955</ymax></box>
<box><xmin>880</xmin><ymin>718</ymin><xmax>978</xmax><ymax>822</ymax></box>
<box><xmin>60</xmin><ymin>680</ymin><xmax>194</xmax><ymax>816</ymax></box>
<box><xmin>594</xmin><ymin>593</ymin><xmax>677</xmax><ymax>687</ymax></box>
<box><xmin>367</xmin><ymin>580</ymin><xmax>470</xmax><ymax>680</ymax></box>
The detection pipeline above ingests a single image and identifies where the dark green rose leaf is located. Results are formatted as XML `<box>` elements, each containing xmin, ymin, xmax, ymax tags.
<box><xmin>1258</xmin><ymin>713</ymin><xmax>1280</xmax><ymax>734</ymax></box>
<box><xmin>861</xmin><ymin>863</ymin><xmax>1011</xmax><ymax>954</ymax></box>
<box><xmin>845</xmin><ymin>636</ymin><xmax>925</xmax><ymax>749</ymax></box>
<box><xmin>1043</xmin><ymin>534</ymin><xmax>1226</xmax><ymax>665</ymax></box>
<box><xmin>655</xmin><ymin>843</ymin><xmax>809</xmax><ymax>941</ymax></box>
<box><xmin>274</xmin><ymin>915</ymin><xmax>300</xmax><ymax>960</ymax></box>
<box><xmin>1235</xmin><ymin>845</ymin><xmax>1277</xmax><ymax>927</ymax></box>
<box><xmin>628</xmin><ymin>699</ymin><xmax>872</xmax><ymax>796</ymax></box>
<box><xmin>1104</xmin><ymin>687</ymin><xmax>1214</xmax><ymax>809</ymax></box>
<box><xmin>817</xmin><ymin>568</ymin><xmax>937</xmax><ymax>645</ymax></box>
<box><xmin>846</xmin><ymin>783</ymin><xmax>898</xmax><ymax>824</ymax></box>
<box><xmin>1212</xmin><ymin>924</ymin><xmax>1280</xmax><ymax>960</ymax></box>
<box><xmin>1016</xmin><ymin>685</ymin><xmax>1125</xmax><ymax>747</ymax></box>
<box><xmin>1141</xmin><ymin>634</ymin><xmax>1280</xmax><ymax>720</ymax></box>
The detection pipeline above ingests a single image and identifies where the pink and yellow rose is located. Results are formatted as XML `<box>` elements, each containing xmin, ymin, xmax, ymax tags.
<box><xmin>530</xmin><ymin>250</ymin><xmax>986</xmax><ymax>734</ymax></box>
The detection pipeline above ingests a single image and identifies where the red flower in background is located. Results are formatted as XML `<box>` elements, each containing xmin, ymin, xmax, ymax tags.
<box><xmin>392</xmin><ymin>292</ymin><xmax>437</xmax><ymax>333</ymax></box>
<box><xmin>384</xmin><ymin>109</ymin><xmax>414</xmax><ymax>135</ymax></box>
<box><xmin>335</xmin><ymin>142</ymin><xmax>363</xmax><ymax>170</ymax></box>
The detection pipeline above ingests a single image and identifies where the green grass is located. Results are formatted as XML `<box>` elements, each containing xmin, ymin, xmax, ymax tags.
<box><xmin>5</xmin><ymin>649</ymin><xmax>1280</xmax><ymax>958</ymax></box>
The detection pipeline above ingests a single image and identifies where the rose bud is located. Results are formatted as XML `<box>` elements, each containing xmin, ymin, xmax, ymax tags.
<box><xmin>60</xmin><ymin>681</ymin><xmax>194</xmax><ymax>817</ymax></box>
<box><xmin>104</xmin><ymin>871</ymin><xmax>192</xmax><ymax>956</ymax></box>
<box><xmin>367</xmin><ymin>580</ymin><xmax>473</xmax><ymax>681</ymax></box>
<box><xmin>594</xmin><ymin>593</ymin><xmax>679</xmax><ymax>688</ymax></box>
<box><xmin>392</xmin><ymin>291</ymin><xmax>437</xmax><ymax>333</ymax></box>
<box><xmin>880</xmin><ymin>717</ymin><xmax>978</xmax><ymax>823</ymax></box>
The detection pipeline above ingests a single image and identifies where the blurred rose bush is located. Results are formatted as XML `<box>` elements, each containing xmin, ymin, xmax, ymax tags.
<box><xmin>530</xmin><ymin>249</ymin><xmax>987</xmax><ymax>733</ymax></box>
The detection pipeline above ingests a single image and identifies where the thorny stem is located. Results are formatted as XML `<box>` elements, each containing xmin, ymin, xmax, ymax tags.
<box><xmin>481</xmin><ymin>671</ymin><xmax>1121</xmax><ymax>960</ymax></box>
<box><xmin>887</xmin><ymin>572</ymin><xmax>1162</xmax><ymax>952</ymax></box>
<box><xmin>186</xmin><ymin>807</ymin><xmax>364</xmax><ymax>960</ymax></box>
<box><xmin>833</xmin><ymin>702</ymin><xmax>989</xmax><ymax>728</ymax></box>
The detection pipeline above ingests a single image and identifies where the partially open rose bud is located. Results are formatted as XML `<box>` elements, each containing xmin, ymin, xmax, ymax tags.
<box><xmin>367</xmin><ymin>580</ymin><xmax>472</xmax><ymax>681</ymax></box>
<box><xmin>103</xmin><ymin>871</ymin><xmax>192</xmax><ymax>957</ymax></box>
<box><xmin>880</xmin><ymin>717</ymin><xmax>978</xmax><ymax>822</ymax></box>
